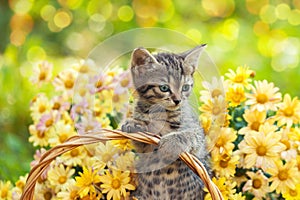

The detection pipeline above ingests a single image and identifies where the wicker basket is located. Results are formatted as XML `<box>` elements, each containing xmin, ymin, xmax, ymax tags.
<box><xmin>20</xmin><ymin>129</ymin><xmax>223</xmax><ymax>200</ymax></box>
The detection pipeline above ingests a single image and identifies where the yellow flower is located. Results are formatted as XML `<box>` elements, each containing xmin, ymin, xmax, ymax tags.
<box><xmin>199</xmin><ymin>96</ymin><xmax>228</xmax><ymax>126</ymax></box>
<box><xmin>75</xmin><ymin>167</ymin><xmax>101</xmax><ymax>198</ymax></box>
<box><xmin>52</xmin><ymin>68</ymin><xmax>78</xmax><ymax>99</ymax></box>
<box><xmin>99</xmin><ymin>168</ymin><xmax>135</xmax><ymax>200</ymax></box>
<box><xmin>238</xmin><ymin>127</ymin><xmax>285</xmax><ymax>171</ymax></box>
<box><xmin>47</xmin><ymin>164</ymin><xmax>75</xmax><ymax>192</ymax></box>
<box><xmin>0</xmin><ymin>180</ymin><xmax>12</xmax><ymax>200</ymax></box>
<box><xmin>282</xmin><ymin>184</ymin><xmax>300</xmax><ymax>200</ymax></box>
<box><xmin>30</xmin><ymin>61</ymin><xmax>53</xmax><ymax>86</ymax></box>
<box><xmin>60</xmin><ymin>146</ymin><xmax>87</xmax><ymax>166</ymax></box>
<box><xmin>115</xmin><ymin>152</ymin><xmax>136</xmax><ymax>171</ymax></box>
<box><xmin>275</xmin><ymin>94</ymin><xmax>300</xmax><ymax>128</ymax></box>
<box><xmin>225</xmin><ymin>85</ymin><xmax>246</xmax><ymax>107</ymax></box>
<box><xmin>28</xmin><ymin>124</ymin><xmax>54</xmax><ymax>147</ymax></box>
<box><xmin>204</xmin><ymin>177</ymin><xmax>236</xmax><ymax>200</ymax></box>
<box><xmin>111</xmin><ymin>139</ymin><xmax>134</xmax><ymax>151</ymax></box>
<box><xmin>267</xmin><ymin>160</ymin><xmax>300</xmax><ymax>194</ymax></box>
<box><xmin>56</xmin><ymin>179</ymin><xmax>80</xmax><ymax>200</ymax></box>
<box><xmin>212</xmin><ymin>151</ymin><xmax>239</xmax><ymax>178</ymax></box>
<box><xmin>225</xmin><ymin>66</ymin><xmax>253</xmax><ymax>88</ymax></box>
<box><xmin>239</xmin><ymin>109</ymin><xmax>266</xmax><ymax>134</ymax></box>
<box><xmin>49</xmin><ymin>120</ymin><xmax>76</xmax><ymax>147</ymax></box>
<box><xmin>94</xmin><ymin>141</ymin><xmax>119</xmax><ymax>166</ymax></box>
<box><xmin>207</xmin><ymin>127</ymin><xmax>237</xmax><ymax>156</ymax></box>
<box><xmin>30</xmin><ymin>93</ymin><xmax>51</xmax><ymax>123</ymax></box>
<box><xmin>245</xmin><ymin>80</ymin><xmax>282</xmax><ymax>112</ymax></box>
<box><xmin>242</xmin><ymin>170</ymin><xmax>270</xmax><ymax>199</ymax></box>
<box><xmin>200</xmin><ymin>76</ymin><xmax>225</xmax><ymax>103</ymax></box>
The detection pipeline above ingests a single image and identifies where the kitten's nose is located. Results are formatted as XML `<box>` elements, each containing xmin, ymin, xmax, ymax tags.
<box><xmin>173</xmin><ymin>99</ymin><xmax>181</xmax><ymax>105</ymax></box>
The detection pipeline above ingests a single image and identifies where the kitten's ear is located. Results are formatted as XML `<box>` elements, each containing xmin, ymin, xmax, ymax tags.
<box><xmin>131</xmin><ymin>47</ymin><xmax>158</xmax><ymax>67</ymax></box>
<box><xmin>181</xmin><ymin>44</ymin><xmax>206</xmax><ymax>74</ymax></box>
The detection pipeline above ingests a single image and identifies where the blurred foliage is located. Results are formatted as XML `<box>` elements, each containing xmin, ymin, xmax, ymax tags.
<box><xmin>0</xmin><ymin>0</ymin><xmax>300</xmax><ymax>181</ymax></box>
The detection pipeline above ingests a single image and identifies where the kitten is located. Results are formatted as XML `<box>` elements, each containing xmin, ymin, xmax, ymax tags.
<box><xmin>121</xmin><ymin>45</ymin><xmax>210</xmax><ymax>200</ymax></box>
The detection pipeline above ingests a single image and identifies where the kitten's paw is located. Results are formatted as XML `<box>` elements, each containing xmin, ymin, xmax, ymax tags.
<box><xmin>159</xmin><ymin>133</ymin><xmax>189</xmax><ymax>156</ymax></box>
<box><xmin>121</xmin><ymin>119</ymin><xmax>148</xmax><ymax>133</ymax></box>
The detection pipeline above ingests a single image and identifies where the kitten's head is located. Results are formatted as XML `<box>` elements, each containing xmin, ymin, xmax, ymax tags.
<box><xmin>130</xmin><ymin>45</ymin><xmax>205</xmax><ymax>110</ymax></box>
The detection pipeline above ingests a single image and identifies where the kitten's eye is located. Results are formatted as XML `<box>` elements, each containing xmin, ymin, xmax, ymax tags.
<box><xmin>182</xmin><ymin>84</ymin><xmax>190</xmax><ymax>91</ymax></box>
<box><xmin>159</xmin><ymin>85</ymin><xmax>170</xmax><ymax>92</ymax></box>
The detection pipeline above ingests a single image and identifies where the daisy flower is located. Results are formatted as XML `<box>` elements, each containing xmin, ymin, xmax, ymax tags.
<box><xmin>239</xmin><ymin>109</ymin><xmax>266</xmax><ymax>134</ymax></box>
<box><xmin>268</xmin><ymin>160</ymin><xmax>300</xmax><ymax>194</ymax></box>
<box><xmin>212</xmin><ymin>151</ymin><xmax>239</xmax><ymax>178</ymax></box>
<box><xmin>47</xmin><ymin>164</ymin><xmax>75</xmax><ymax>192</ymax></box>
<box><xmin>282</xmin><ymin>183</ymin><xmax>300</xmax><ymax>200</ymax></box>
<box><xmin>56</xmin><ymin>179</ymin><xmax>80</xmax><ymax>200</ymax></box>
<box><xmin>111</xmin><ymin>139</ymin><xmax>135</xmax><ymax>151</ymax></box>
<box><xmin>99</xmin><ymin>168</ymin><xmax>135</xmax><ymax>200</ymax></box>
<box><xmin>50</xmin><ymin>95</ymin><xmax>70</xmax><ymax>113</ymax></box>
<box><xmin>238</xmin><ymin>128</ymin><xmax>285</xmax><ymax>171</ymax></box>
<box><xmin>59</xmin><ymin>146</ymin><xmax>87</xmax><ymax>166</ymax></box>
<box><xmin>115</xmin><ymin>152</ymin><xmax>136</xmax><ymax>171</ymax></box>
<box><xmin>74</xmin><ymin>59</ymin><xmax>97</xmax><ymax>75</ymax></box>
<box><xmin>34</xmin><ymin>181</ymin><xmax>55</xmax><ymax>200</ymax></box>
<box><xmin>280</xmin><ymin>128</ymin><xmax>297</xmax><ymax>161</ymax></box>
<box><xmin>75</xmin><ymin>167</ymin><xmax>101</xmax><ymax>198</ymax></box>
<box><xmin>243</xmin><ymin>170</ymin><xmax>270</xmax><ymax>199</ymax></box>
<box><xmin>199</xmin><ymin>95</ymin><xmax>228</xmax><ymax>126</ymax></box>
<box><xmin>245</xmin><ymin>80</ymin><xmax>282</xmax><ymax>112</ymax></box>
<box><xmin>113</xmin><ymin>70</ymin><xmax>133</xmax><ymax>95</ymax></box>
<box><xmin>11</xmin><ymin>174</ymin><xmax>28</xmax><ymax>200</ymax></box>
<box><xmin>30</xmin><ymin>93</ymin><xmax>51</xmax><ymax>123</ymax></box>
<box><xmin>75</xmin><ymin>113</ymin><xmax>102</xmax><ymax>135</ymax></box>
<box><xmin>225</xmin><ymin>66</ymin><xmax>253</xmax><ymax>88</ymax></box>
<box><xmin>225</xmin><ymin>85</ymin><xmax>246</xmax><ymax>107</ymax></box>
<box><xmin>52</xmin><ymin>68</ymin><xmax>78</xmax><ymax>99</ymax></box>
<box><xmin>275</xmin><ymin>94</ymin><xmax>300</xmax><ymax>128</ymax></box>
<box><xmin>28</xmin><ymin>123</ymin><xmax>54</xmax><ymax>147</ymax></box>
<box><xmin>94</xmin><ymin>141</ymin><xmax>119</xmax><ymax>166</ymax></box>
<box><xmin>200</xmin><ymin>76</ymin><xmax>225</xmax><ymax>103</ymax></box>
<box><xmin>30</xmin><ymin>61</ymin><xmax>53</xmax><ymax>86</ymax></box>
<box><xmin>207</xmin><ymin>127</ymin><xmax>237</xmax><ymax>156</ymax></box>
<box><xmin>49</xmin><ymin>120</ymin><xmax>77</xmax><ymax>147</ymax></box>
<box><xmin>0</xmin><ymin>180</ymin><xmax>12</xmax><ymax>200</ymax></box>
<box><xmin>204</xmin><ymin>177</ymin><xmax>236</xmax><ymax>200</ymax></box>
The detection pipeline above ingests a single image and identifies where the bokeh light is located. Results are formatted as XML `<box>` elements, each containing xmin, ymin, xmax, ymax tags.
<box><xmin>117</xmin><ymin>5</ymin><xmax>134</xmax><ymax>22</ymax></box>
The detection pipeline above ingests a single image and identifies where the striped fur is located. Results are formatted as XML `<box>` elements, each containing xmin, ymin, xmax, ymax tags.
<box><xmin>121</xmin><ymin>46</ymin><xmax>210</xmax><ymax>200</ymax></box>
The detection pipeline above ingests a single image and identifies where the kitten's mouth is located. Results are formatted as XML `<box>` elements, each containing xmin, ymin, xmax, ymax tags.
<box><xmin>167</xmin><ymin>105</ymin><xmax>181</xmax><ymax>111</ymax></box>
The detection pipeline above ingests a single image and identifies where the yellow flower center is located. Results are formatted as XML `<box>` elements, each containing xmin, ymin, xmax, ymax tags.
<box><xmin>283</xmin><ymin>107</ymin><xmax>294</xmax><ymax>117</ymax></box>
<box><xmin>102</xmin><ymin>153</ymin><xmax>112</xmax><ymax>163</ymax></box>
<box><xmin>95</xmin><ymin>80</ymin><xmax>103</xmax><ymax>88</ymax></box>
<box><xmin>212</xmin><ymin>106</ymin><xmax>221</xmax><ymax>115</ymax></box>
<box><xmin>70</xmin><ymin>149</ymin><xmax>79</xmax><ymax>157</ymax></box>
<box><xmin>111</xmin><ymin>178</ymin><xmax>121</xmax><ymax>189</ymax></box>
<box><xmin>121</xmin><ymin>79</ymin><xmax>129</xmax><ymax>87</ymax></box>
<box><xmin>70</xmin><ymin>190</ymin><xmax>79</xmax><ymax>199</ymax></box>
<box><xmin>215</xmin><ymin>138</ymin><xmax>224</xmax><ymax>148</ymax></box>
<box><xmin>44</xmin><ymin>191</ymin><xmax>52</xmax><ymax>200</ymax></box>
<box><xmin>112</xmin><ymin>94</ymin><xmax>120</xmax><ymax>103</ymax></box>
<box><xmin>234</xmin><ymin>75</ymin><xmax>244</xmax><ymax>83</ymax></box>
<box><xmin>250</xmin><ymin>121</ymin><xmax>260</xmax><ymax>131</ymax></box>
<box><xmin>1</xmin><ymin>187</ymin><xmax>8</xmax><ymax>198</ymax></box>
<box><xmin>256</xmin><ymin>94</ymin><xmax>268</xmax><ymax>104</ymax></box>
<box><xmin>232</xmin><ymin>93</ymin><xmax>244</xmax><ymax>103</ymax></box>
<box><xmin>59</xmin><ymin>133</ymin><xmax>69</xmax><ymax>143</ymax></box>
<box><xmin>45</xmin><ymin>118</ymin><xmax>53</xmax><ymax>127</ymax></box>
<box><xmin>64</xmin><ymin>79</ymin><xmax>74</xmax><ymax>89</ymax></box>
<box><xmin>79</xmin><ymin>65</ymin><xmax>89</xmax><ymax>73</ymax></box>
<box><xmin>252</xmin><ymin>178</ymin><xmax>262</xmax><ymax>189</ymax></box>
<box><xmin>289</xmin><ymin>189</ymin><xmax>298</xmax><ymax>197</ymax></box>
<box><xmin>16</xmin><ymin>180</ymin><xmax>25</xmax><ymax>189</ymax></box>
<box><xmin>39</xmin><ymin>72</ymin><xmax>46</xmax><ymax>81</ymax></box>
<box><xmin>58</xmin><ymin>175</ymin><xmax>67</xmax><ymax>184</ymax></box>
<box><xmin>37</xmin><ymin>130</ymin><xmax>45</xmax><ymax>138</ymax></box>
<box><xmin>39</xmin><ymin>105</ymin><xmax>46</xmax><ymax>113</ymax></box>
<box><xmin>278</xmin><ymin>170</ymin><xmax>289</xmax><ymax>181</ymax></box>
<box><xmin>219</xmin><ymin>160</ymin><xmax>228</xmax><ymax>168</ymax></box>
<box><xmin>211</xmin><ymin>89</ymin><xmax>222</xmax><ymax>98</ymax></box>
<box><xmin>52</xmin><ymin>102</ymin><xmax>61</xmax><ymax>110</ymax></box>
<box><xmin>256</xmin><ymin>145</ymin><xmax>267</xmax><ymax>156</ymax></box>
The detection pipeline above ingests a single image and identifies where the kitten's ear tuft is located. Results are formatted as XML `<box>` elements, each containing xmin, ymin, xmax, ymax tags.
<box><xmin>181</xmin><ymin>44</ymin><xmax>206</xmax><ymax>74</ymax></box>
<box><xmin>131</xmin><ymin>47</ymin><xmax>158</xmax><ymax>67</ymax></box>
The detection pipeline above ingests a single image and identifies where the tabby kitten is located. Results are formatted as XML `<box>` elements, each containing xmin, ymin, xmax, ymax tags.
<box><xmin>121</xmin><ymin>45</ymin><xmax>210</xmax><ymax>200</ymax></box>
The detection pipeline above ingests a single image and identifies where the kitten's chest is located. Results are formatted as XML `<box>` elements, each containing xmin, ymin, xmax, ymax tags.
<box><xmin>147</xmin><ymin>112</ymin><xmax>181</xmax><ymax>136</ymax></box>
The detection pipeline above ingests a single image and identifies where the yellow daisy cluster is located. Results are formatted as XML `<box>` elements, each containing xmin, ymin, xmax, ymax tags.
<box><xmin>200</xmin><ymin>66</ymin><xmax>300</xmax><ymax>199</ymax></box>
<box><xmin>1</xmin><ymin>59</ymin><xmax>136</xmax><ymax>200</ymax></box>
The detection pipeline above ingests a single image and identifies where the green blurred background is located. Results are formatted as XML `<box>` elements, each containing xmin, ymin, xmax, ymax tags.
<box><xmin>1</xmin><ymin>0</ymin><xmax>300</xmax><ymax>182</ymax></box>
